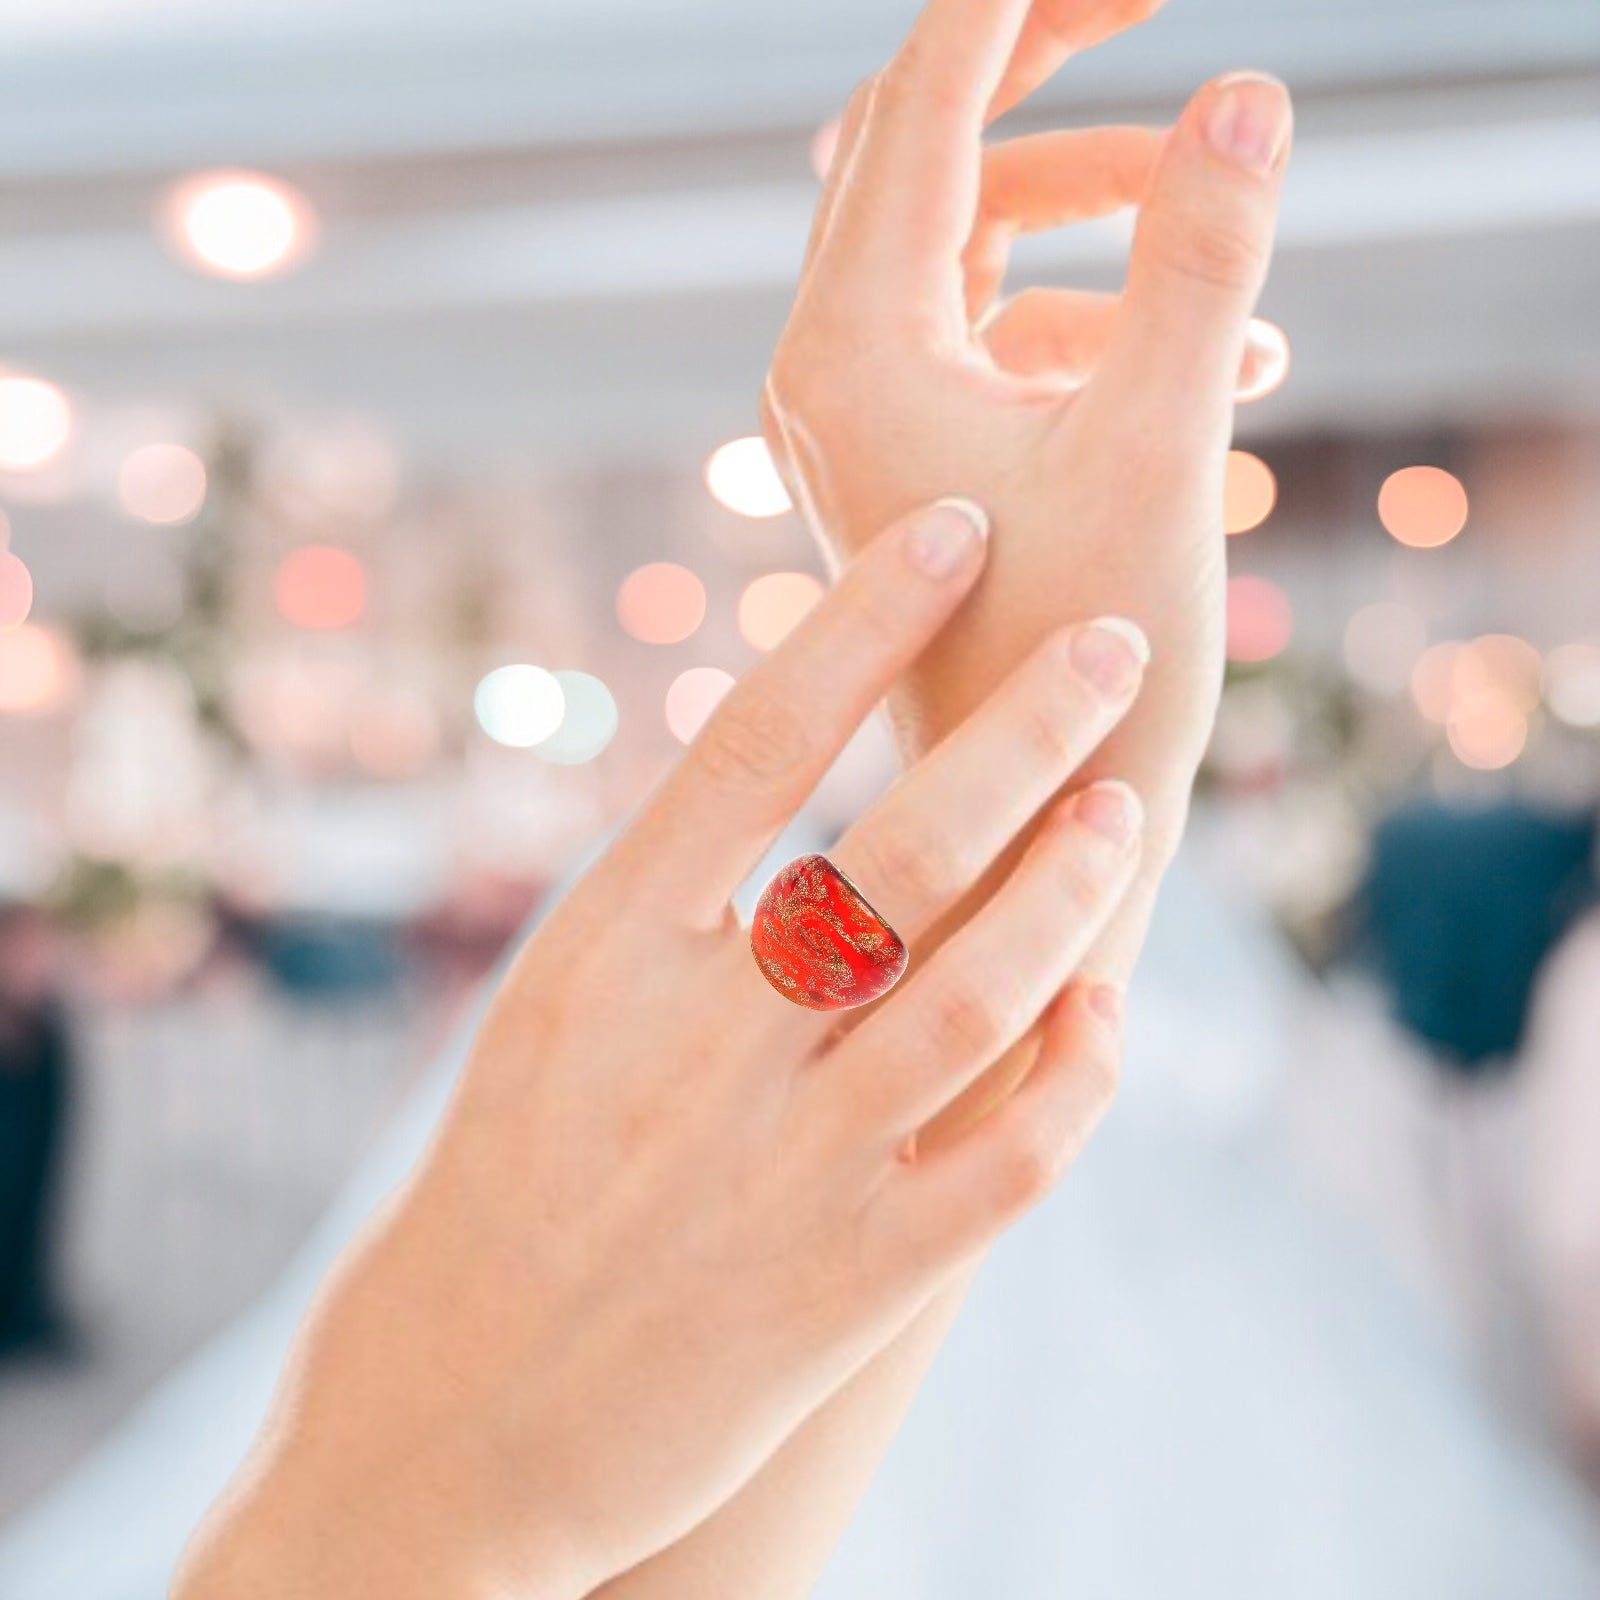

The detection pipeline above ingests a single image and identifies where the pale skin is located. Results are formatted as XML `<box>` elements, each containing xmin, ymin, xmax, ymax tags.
<box><xmin>174</xmin><ymin>0</ymin><xmax>1291</xmax><ymax>1592</ymax></box>
<box><xmin>176</xmin><ymin>501</ymin><xmax>1152</xmax><ymax>1597</ymax></box>
<box><xmin>596</xmin><ymin>0</ymin><xmax>1291</xmax><ymax>1593</ymax></box>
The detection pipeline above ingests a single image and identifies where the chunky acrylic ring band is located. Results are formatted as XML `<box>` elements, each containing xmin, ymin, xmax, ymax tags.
<box><xmin>750</xmin><ymin>853</ymin><xmax>909</xmax><ymax>1011</ymax></box>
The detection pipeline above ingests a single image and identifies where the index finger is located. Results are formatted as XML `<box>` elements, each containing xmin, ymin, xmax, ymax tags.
<box><xmin>820</xmin><ymin>0</ymin><xmax>1036</xmax><ymax>317</ymax></box>
<box><xmin>614</xmin><ymin>499</ymin><xmax>991</xmax><ymax>931</ymax></box>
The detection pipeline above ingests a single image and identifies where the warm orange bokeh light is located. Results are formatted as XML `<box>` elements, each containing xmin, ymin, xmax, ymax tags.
<box><xmin>665</xmin><ymin>666</ymin><xmax>735</xmax><ymax>744</ymax></box>
<box><xmin>0</xmin><ymin>623</ymin><xmax>76</xmax><ymax>714</ymax></box>
<box><xmin>1225</xmin><ymin>574</ymin><xmax>1292</xmax><ymax>662</ymax></box>
<box><xmin>1411</xmin><ymin>635</ymin><xmax>1541</xmax><ymax>729</ymax></box>
<box><xmin>0</xmin><ymin>550</ymin><xmax>33</xmax><ymax>631</ymax></box>
<box><xmin>1466</xmin><ymin>634</ymin><xmax>1542</xmax><ymax>713</ymax></box>
<box><xmin>1410</xmin><ymin>641</ymin><xmax>1463</xmax><ymax>723</ymax></box>
<box><xmin>1223</xmin><ymin>450</ymin><xmax>1276</xmax><ymax>535</ymax></box>
<box><xmin>1447</xmin><ymin>690</ymin><xmax>1527</xmax><ymax>770</ymax></box>
<box><xmin>738</xmin><ymin>571</ymin><xmax>825</xmax><ymax>652</ymax></box>
<box><xmin>617</xmin><ymin>562</ymin><xmax>707</xmax><ymax>645</ymax></box>
<box><xmin>1378</xmin><ymin>465</ymin><xmax>1468</xmax><ymax>548</ymax></box>
<box><xmin>274</xmin><ymin>546</ymin><xmax>367</xmax><ymax>630</ymax></box>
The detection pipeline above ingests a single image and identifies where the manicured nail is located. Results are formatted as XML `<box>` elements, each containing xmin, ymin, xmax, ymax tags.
<box><xmin>906</xmin><ymin>497</ymin><xmax>989</xmax><ymax>578</ymax></box>
<box><xmin>1204</xmin><ymin>71</ymin><xmax>1291</xmax><ymax>176</ymax></box>
<box><xmin>1070</xmin><ymin>617</ymin><xmax>1150</xmax><ymax>699</ymax></box>
<box><xmin>1073</xmin><ymin>780</ymin><xmax>1143</xmax><ymax>845</ymax></box>
<box><xmin>1086</xmin><ymin>982</ymin><xmax>1123</xmax><ymax>1026</ymax></box>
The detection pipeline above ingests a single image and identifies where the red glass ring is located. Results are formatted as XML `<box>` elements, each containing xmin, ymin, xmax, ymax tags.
<box><xmin>750</xmin><ymin>853</ymin><xmax>908</xmax><ymax>1011</ymax></box>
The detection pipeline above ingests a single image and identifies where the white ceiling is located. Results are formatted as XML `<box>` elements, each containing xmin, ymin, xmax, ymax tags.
<box><xmin>0</xmin><ymin>0</ymin><xmax>1596</xmax><ymax>465</ymax></box>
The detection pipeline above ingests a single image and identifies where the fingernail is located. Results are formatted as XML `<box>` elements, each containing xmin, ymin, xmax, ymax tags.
<box><xmin>1073</xmin><ymin>780</ymin><xmax>1143</xmax><ymax>845</ymax></box>
<box><xmin>1204</xmin><ymin>71</ymin><xmax>1291</xmax><ymax>176</ymax></box>
<box><xmin>1086</xmin><ymin>982</ymin><xmax>1123</xmax><ymax>1026</ymax></box>
<box><xmin>906</xmin><ymin>497</ymin><xmax>989</xmax><ymax>578</ymax></box>
<box><xmin>1069</xmin><ymin>617</ymin><xmax>1150</xmax><ymax>699</ymax></box>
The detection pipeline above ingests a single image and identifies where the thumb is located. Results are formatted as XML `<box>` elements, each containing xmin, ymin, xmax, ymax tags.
<box><xmin>1100</xmin><ymin>71</ymin><xmax>1291</xmax><ymax>419</ymax></box>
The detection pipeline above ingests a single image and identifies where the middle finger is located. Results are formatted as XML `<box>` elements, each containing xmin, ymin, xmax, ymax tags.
<box><xmin>828</xmin><ymin>614</ymin><xmax>1148</xmax><ymax>951</ymax></box>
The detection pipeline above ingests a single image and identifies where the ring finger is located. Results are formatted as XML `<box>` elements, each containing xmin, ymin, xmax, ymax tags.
<box><xmin>830</xmin><ymin>613</ymin><xmax>1148</xmax><ymax>950</ymax></box>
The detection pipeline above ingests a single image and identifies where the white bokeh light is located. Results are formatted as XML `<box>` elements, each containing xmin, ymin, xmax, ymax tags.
<box><xmin>535</xmin><ymin>670</ymin><xmax>620</xmax><ymax>765</ymax></box>
<box><xmin>1544</xmin><ymin>641</ymin><xmax>1600</xmax><ymax>729</ymax></box>
<box><xmin>163</xmin><ymin>171</ymin><xmax>314</xmax><ymax>279</ymax></box>
<box><xmin>705</xmin><ymin>437</ymin><xmax>792</xmax><ymax>519</ymax></box>
<box><xmin>665</xmin><ymin>667</ymin><xmax>735</xmax><ymax>744</ymax></box>
<box><xmin>118</xmin><ymin>442</ymin><xmax>208</xmax><ymax>524</ymax></box>
<box><xmin>0</xmin><ymin>375</ymin><xmax>72</xmax><ymax>471</ymax></box>
<box><xmin>1343</xmin><ymin>601</ymin><xmax>1427</xmax><ymax>696</ymax></box>
<box><xmin>474</xmin><ymin>664</ymin><xmax>565</xmax><ymax>749</ymax></box>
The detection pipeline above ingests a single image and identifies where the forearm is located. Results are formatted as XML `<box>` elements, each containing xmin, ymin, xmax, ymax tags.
<box><xmin>589</xmin><ymin>1275</ymin><xmax>971</xmax><ymax>1600</ymax></box>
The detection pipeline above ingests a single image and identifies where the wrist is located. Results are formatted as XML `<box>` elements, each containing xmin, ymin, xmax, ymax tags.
<box><xmin>173</xmin><ymin>1433</ymin><xmax>597</xmax><ymax>1600</ymax></box>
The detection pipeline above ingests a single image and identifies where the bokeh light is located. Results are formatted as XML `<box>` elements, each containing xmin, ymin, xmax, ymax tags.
<box><xmin>705</xmin><ymin>437</ymin><xmax>792</xmax><ymax>519</ymax></box>
<box><xmin>1412</xmin><ymin>635</ymin><xmax>1543</xmax><ymax>729</ymax></box>
<box><xmin>1543</xmin><ymin>641</ymin><xmax>1600</xmax><ymax>729</ymax></box>
<box><xmin>1410</xmin><ymin>641</ymin><xmax>1464</xmax><ymax>723</ymax></box>
<box><xmin>1447</xmin><ymin>691</ymin><xmax>1527</xmax><ymax>770</ymax></box>
<box><xmin>1378</xmin><ymin>465</ymin><xmax>1468</xmax><ymax>548</ymax></box>
<box><xmin>1465</xmin><ymin>634</ymin><xmax>1542</xmax><ymax>713</ymax></box>
<box><xmin>0</xmin><ymin>624</ymin><xmax>76</xmax><ymax>715</ymax></box>
<box><xmin>118</xmin><ymin>443</ymin><xmax>208</xmax><ymax>525</ymax></box>
<box><xmin>738</xmin><ymin>571</ymin><xmax>825</xmax><ymax>651</ymax></box>
<box><xmin>665</xmin><ymin>666</ymin><xmax>735</xmax><ymax>744</ymax></box>
<box><xmin>810</xmin><ymin>118</ymin><xmax>843</xmax><ymax>181</ymax></box>
<box><xmin>163</xmin><ymin>170</ymin><xmax>314</xmax><ymax>279</ymax></box>
<box><xmin>1237</xmin><ymin>319</ymin><xmax>1291</xmax><ymax>403</ymax></box>
<box><xmin>0</xmin><ymin>550</ymin><xmax>34</xmax><ymax>631</ymax></box>
<box><xmin>474</xmin><ymin>664</ymin><xmax>566</xmax><ymax>749</ymax></box>
<box><xmin>616</xmin><ymin>562</ymin><xmax>706</xmax><ymax>644</ymax></box>
<box><xmin>535</xmin><ymin>670</ymin><xmax>620</xmax><ymax>765</ymax></box>
<box><xmin>1343</xmin><ymin>601</ymin><xmax>1426</xmax><ymax>696</ymax></box>
<box><xmin>274</xmin><ymin>545</ymin><xmax>367</xmax><ymax>630</ymax></box>
<box><xmin>1223</xmin><ymin>450</ymin><xmax>1277</xmax><ymax>534</ymax></box>
<box><xmin>0</xmin><ymin>375</ymin><xmax>72</xmax><ymax>472</ymax></box>
<box><xmin>1225</xmin><ymin>574</ymin><xmax>1293</xmax><ymax>662</ymax></box>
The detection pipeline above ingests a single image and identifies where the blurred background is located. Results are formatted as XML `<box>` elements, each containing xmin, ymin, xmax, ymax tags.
<box><xmin>2</xmin><ymin>0</ymin><xmax>1600</xmax><ymax>1591</ymax></box>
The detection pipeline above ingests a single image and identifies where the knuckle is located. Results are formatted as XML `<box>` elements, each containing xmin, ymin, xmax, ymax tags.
<box><xmin>843</xmin><ymin>73</ymin><xmax>878</xmax><ymax>126</ymax></box>
<box><xmin>926</xmin><ymin>977</ymin><xmax>1008</xmax><ymax>1064</ymax></box>
<box><xmin>852</xmin><ymin>821</ymin><xmax>959</xmax><ymax>911</ymax></box>
<box><xmin>1055</xmin><ymin>845</ymin><xmax>1121</xmax><ymax>920</ymax></box>
<box><xmin>991</xmin><ymin>1126</ymin><xmax>1060</xmax><ymax>1212</ymax></box>
<box><xmin>1146</xmin><ymin>211</ymin><xmax>1268</xmax><ymax>296</ymax></box>
<box><xmin>878</xmin><ymin>49</ymin><xmax>963</xmax><ymax>125</ymax></box>
<box><xmin>1087</xmin><ymin>1045</ymin><xmax>1125</xmax><ymax>1108</ymax></box>
<box><xmin>766</xmin><ymin>335</ymin><xmax>850</xmax><ymax>432</ymax></box>
<box><xmin>1022</xmin><ymin>685</ymin><xmax>1091</xmax><ymax>770</ymax></box>
<box><xmin>694</xmin><ymin>689</ymin><xmax>815</xmax><ymax>793</ymax></box>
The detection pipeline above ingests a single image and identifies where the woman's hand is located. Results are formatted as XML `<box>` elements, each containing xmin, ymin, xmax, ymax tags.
<box><xmin>174</xmin><ymin>499</ymin><xmax>1151</xmax><ymax>1599</ymax></box>
<box><xmin>764</xmin><ymin>0</ymin><xmax>1292</xmax><ymax>1040</ymax></box>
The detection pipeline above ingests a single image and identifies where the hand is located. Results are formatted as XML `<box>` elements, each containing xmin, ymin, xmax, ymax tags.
<box><xmin>174</xmin><ymin>499</ymin><xmax>1151</xmax><ymax>1599</ymax></box>
<box><xmin>764</xmin><ymin>0</ymin><xmax>1292</xmax><ymax>1057</ymax></box>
